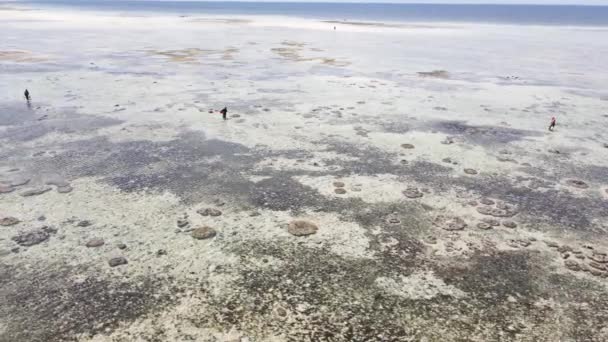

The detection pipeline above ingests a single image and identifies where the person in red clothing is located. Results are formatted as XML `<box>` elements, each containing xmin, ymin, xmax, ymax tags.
<box><xmin>548</xmin><ymin>117</ymin><xmax>556</xmax><ymax>131</ymax></box>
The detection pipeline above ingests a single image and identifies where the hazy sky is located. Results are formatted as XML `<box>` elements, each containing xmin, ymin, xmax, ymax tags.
<box><xmin>187</xmin><ymin>0</ymin><xmax>608</xmax><ymax>5</ymax></box>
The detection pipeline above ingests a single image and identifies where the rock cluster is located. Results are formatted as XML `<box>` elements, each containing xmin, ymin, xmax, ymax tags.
<box><xmin>12</xmin><ymin>228</ymin><xmax>50</xmax><ymax>246</ymax></box>
<box><xmin>476</xmin><ymin>201</ymin><xmax>519</xmax><ymax>218</ymax></box>
<box><xmin>548</xmin><ymin>242</ymin><xmax>608</xmax><ymax>277</ymax></box>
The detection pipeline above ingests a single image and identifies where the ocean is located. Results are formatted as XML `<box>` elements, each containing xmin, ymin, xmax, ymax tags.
<box><xmin>13</xmin><ymin>1</ymin><xmax>608</xmax><ymax>26</ymax></box>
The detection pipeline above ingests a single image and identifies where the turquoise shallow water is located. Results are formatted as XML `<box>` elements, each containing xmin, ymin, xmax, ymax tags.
<box><xmin>15</xmin><ymin>1</ymin><xmax>608</xmax><ymax>26</ymax></box>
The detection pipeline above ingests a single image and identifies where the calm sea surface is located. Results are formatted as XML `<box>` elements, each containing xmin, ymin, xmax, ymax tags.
<box><xmin>14</xmin><ymin>1</ymin><xmax>608</xmax><ymax>26</ymax></box>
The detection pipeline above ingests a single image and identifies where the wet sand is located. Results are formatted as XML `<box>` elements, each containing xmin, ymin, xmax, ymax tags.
<box><xmin>1</xmin><ymin>5</ymin><xmax>608</xmax><ymax>342</ymax></box>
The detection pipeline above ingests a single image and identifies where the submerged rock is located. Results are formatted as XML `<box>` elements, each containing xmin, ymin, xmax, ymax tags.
<box><xmin>332</xmin><ymin>181</ymin><xmax>345</xmax><ymax>188</ymax></box>
<box><xmin>0</xmin><ymin>217</ymin><xmax>20</xmax><ymax>226</ymax></box>
<box><xmin>400</xmin><ymin>143</ymin><xmax>415</xmax><ymax>149</ymax></box>
<box><xmin>334</xmin><ymin>188</ymin><xmax>347</xmax><ymax>195</ymax></box>
<box><xmin>12</xmin><ymin>229</ymin><xmax>50</xmax><ymax>246</ymax></box>
<box><xmin>480</xmin><ymin>198</ymin><xmax>495</xmax><ymax>206</ymax></box>
<box><xmin>57</xmin><ymin>185</ymin><xmax>73</xmax><ymax>194</ymax></box>
<box><xmin>176</xmin><ymin>219</ymin><xmax>189</xmax><ymax>228</ymax></box>
<box><xmin>77</xmin><ymin>220</ymin><xmax>92</xmax><ymax>227</ymax></box>
<box><xmin>403</xmin><ymin>188</ymin><xmax>423</xmax><ymax>199</ymax></box>
<box><xmin>464</xmin><ymin>168</ymin><xmax>478</xmax><ymax>175</ymax></box>
<box><xmin>191</xmin><ymin>226</ymin><xmax>217</xmax><ymax>240</ymax></box>
<box><xmin>502</xmin><ymin>221</ymin><xmax>518</xmax><ymax>229</ymax></box>
<box><xmin>108</xmin><ymin>256</ymin><xmax>128</xmax><ymax>267</ymax></box>
<box><xmin>287</xmin><ymin>220</ymin><xmax>318</xmax><ymax>236</ymax></box>
<box><xmin>565</xmin><ymin>179</ymin><xmax>589</xmax><ymax>189</ymax></box>
<box><xmin>20</xmin><ymin>186</ymin><xmax>52</xmax><ymax>197</ymax></box>
<box><xmin>476</xmin><ymin>222</ymin><xmax>492</xmax><ymax>230</ymax></box>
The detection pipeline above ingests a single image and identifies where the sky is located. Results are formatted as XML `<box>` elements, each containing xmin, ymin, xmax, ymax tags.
<box><xmin>144</xmin><ymin>0</ymin><xmax>608</xmax><ymax>6</ymax></box>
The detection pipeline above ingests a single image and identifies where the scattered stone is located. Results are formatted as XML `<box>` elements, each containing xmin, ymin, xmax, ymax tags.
<box><xmin>191</xmin><ymin>226</ymin><xmax>217</xmax><ymax>240</ymax></box>
<box><xmin>403</xmin><ymin>188</ymin><xmax>423</xmax><ymax>199</ymax></box>
<box><xmin>176</xmin><ymin>219</ymin><xmax>189</xmax><ymax>228</ymax></box>
<box><xmin>197</xmin><ymin>208</ymin><xmax>222</xmax><ymax>217</ymax></box>
<box><xmin>564</xmin><ymin>259</ymin><xmax>580</xmax><ymax>271</ymax></box>
<box><xmin>502</xmin><ymin>221</ymin><xmax>517</xmax><ymax>229</ymax></box>
<box><xmin>77</xmin><ymin>220</ymin><xmax>92</xmax><ymax>227</ymax></box>
<box><xmin>441</xmin><ymin>137</ymin><xmax>454</xmax><ymax>145</ymax></box>
<box><xmin>517</xmin><ymin>240</ymin><xmax>531</xmax><ymax>247</ymax></box>
<box><xmin>57</xmin><ymin>185</ymin><xmax>73</xmax><ymax>194</ymax></box>
<box><xmin>557</xmin><ymin>245</ymin><xmax>572</xmax><ymax>253</ymax></box>
<box><xmin>249</xmin><ymin>211</ymin><xmax>261</xmax><ymax>217</ymax></box>
<box><xmin>20</xmin><ymin>187</ymin><xmax>52</xmax><ymax>197</ymax></box>
<box><xmin>464</xmin><ymin>168</ymin><xmax>478</xmax><ymax>175</ymax></box>
<box><xmin>86</xmin><ymin>238</ymin><xmax>105</xmax><ymax>248</ymax></box>
<box><xmin>433</xmin><ymin>215</ymin><xmax>466</xmax><ymax>231</ymax></box>
<box><xmin>108</xmin><ymin>257</ymin><xmax>128</xmax><ymax>267</ymax></box>
<box><xmin>156</xmin><ymin>249</ymin><xmax>167</xmax><ymax>256</ymax></box>
<box><xmin>480</xmin><ymin>198</ymin><xmax>495</xmax><ymax>206</ymax></box>
<box><xmin>117</xmin><ymin>243</ymin><xmax>127</xmax><ymax>250</ymax></box>
<box><xmin>441</xmin><ymin>158</ymin><xmax>452</xmax><ymax>163</ymax></box>
<box><xmin>565</xmin><ymin>179</ymin><xmax>589</xmax><ymax>189</ymax></box>
<box><xmin>482</xmin><ymin>218</ymin><xmax>500</xmax><ymax>226</ymax></box>
<box><xmin>562</xmin><ymin>253</ymin><xmax>570</xmax><ymax>259</ymax></box>
<box><xmin>423</xmin><ymin>236</ymin><xmax>437</xmax><ymax>244</ymax></box>
<box><xmin>12</xmin><ymin>229</ymin><xmax>50</xmax><ymax>246</ymax></box>
<box><xmin>400</xmin><ymin>143</ymin><xmax>415</xmax><ymax>149</ymax></box>
<box><xmin>545</xmin><ymin>241</ymin><xmax>559</xmax><ymax>248</ymax></box>
<box><xmin>0</xmin><ymin>217</ymin><xmax>20</xmax><ymax>226</ymax></box>
<box><xmin>476</xmin><ymin>222</ymin><xmax>492</xmax><ymax>230</ymax></box>
<box><xmin>38</xmin><ymin>215</ymin><xmax>46</xmax><ymax>221</ymax></box>
<box><xmin>334</xmin><ymin>188</ymin><xmax>347</xmax><ymax>194</ymax></box>
<box><xmin>332</xmin><ymin>181</ymin><xmax>345</xmax><ymax>188</ymax></box>
<box><xmin>387</xmin><ymin>217</ymin><xmax>401</xmax><ymax>224</ymax></box>
<box><xmin>287</xmin><ymin>220</ymin><xmax>318</xmax><ymax>236</ymax></box>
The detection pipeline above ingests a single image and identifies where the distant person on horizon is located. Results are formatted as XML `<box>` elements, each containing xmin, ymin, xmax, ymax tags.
<box><xmin>24</xmin><ymin>89</ymin><xmax>30</xmax><ymax>102</ymax></box>
<box><xmin>549</xmin><ymin>117</ymin><xmax>556</xmax><ymax>131</ymax></box>
<box><xmin>220</xmin><ymin>107</ymin><xmax>227</xmax><ymax>120</ymax></box>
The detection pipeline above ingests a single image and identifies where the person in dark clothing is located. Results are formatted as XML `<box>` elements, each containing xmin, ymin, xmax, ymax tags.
<box><xmin>220</xmin><ymin>107</ymin><xmax>227</xmax><ymax>120</ymax></box>
<box><xmin>24</xmin><ymin>89</ymin><xmax>30</xmax><ymax>102</ymax></box>
<box><xmin>549</xmin><ymin>116</ymin><xmax>556</xmax><ymax>131</ymax></box>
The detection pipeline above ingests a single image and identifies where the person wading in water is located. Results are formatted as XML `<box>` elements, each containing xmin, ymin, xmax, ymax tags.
<box><xmin>549</xmin><ymin>117</ymin><xmax>556</xmax><ymax>131</ymax></box>
<box><xmin>220</xmin><ymin>107</ymin><xmax>228</xmax><ymax>120</ymax></box>
<box><xmin>24</xmin><ymin>89</ymin><xmax>31</xmax><ymax>102</ymax></box>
